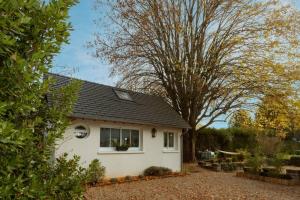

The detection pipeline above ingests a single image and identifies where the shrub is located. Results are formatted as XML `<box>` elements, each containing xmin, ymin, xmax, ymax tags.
<box><xmin>138</xmin><ymin>174</ymin><xmax>144</xmax><ymax>179</ymax></box>
<box><xmin>0</xmin><ymin>0</ymin><xmax>81</xmax><ymax>199</ymax></box>
<box><xmin>196</xmin><ymin>128</ymin><xmax>231</xmax><ymax>151</ymax></box>
<box><xmin>245</xmin><ymin>154</ymin><xmax>264</xmax><ymax>173</ymax></box>
<box><xmin>230</xmin><ymin>128</ymin><xmax>258</xmax><ymax>151</ymax></box>
<box><xmin>236</xmin><ymin>149</ymin><xmax>249</xmax><ymax>161</ymax></box>
<box><xmin>260</xmin><ymin>171</ymin><xmax>292</xmax><ymax>180</ymax></box>
<box><xmin>196</xmin><ymin>127</ymin><xmax>257</xmax><ymax>153</ymax></box>
<box><xmin>290</xmin><ymin>156</ymin><xmax>300</xmax><ymax>167</ymax></box>
<box><xmin>267</xmin><ymin>154</ymin><xmax>286</xmax><ymax>173</ymax></box>
<box><xmin>110</xmin><ymin>178</ymin><xmax>117</xmax><ymax>183</ymax></box>
<box><xmin>43</xmin><ymin>154</ymin><xmax>86</xmax><ymax>200</ymax></box>
<box><xmin>144</xmin><ymin>166</ymin><xmax>172</xmax><ymax>176</ymax></box>
<box><xmin>85</xmin><ymin>159</ymin><xmax>105</xmax><ymax>184</ymax></box>
<box><xmin>221</xmin><ymin>163</ymin><xmax>236</xmax><ymax>172</ymax></box>
<box><xmin>125</xmin><ymin>176</ymin><xmax>132</xmax><ymax>181</ymax></box>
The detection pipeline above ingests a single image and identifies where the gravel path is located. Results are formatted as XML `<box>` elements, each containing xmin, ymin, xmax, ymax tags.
<box><xmin>85</xmin><ymin>169</ymin><xmax>300</xmax><ymax>200</ymax></box>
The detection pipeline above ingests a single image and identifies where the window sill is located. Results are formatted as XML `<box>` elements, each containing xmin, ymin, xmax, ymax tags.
<box><xmin>98</xmin><ymin>150</ymin><xmax>144</xmax><ymax>154</ymax></box>
<box><xmin>162</xmin><ymin>149</ymin><xmax>180</xmax><ymax>153</ymax></box>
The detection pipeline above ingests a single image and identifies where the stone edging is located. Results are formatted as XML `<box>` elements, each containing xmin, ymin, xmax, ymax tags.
<box><xmin>236</xmin><ymin>171</ymin><xmax>300</xmax><ymax>186</ymax></box>
<box><xmin>90</xmin><ymin>172</ymin><xmax>188</xmax><ymax>187</ymax></box>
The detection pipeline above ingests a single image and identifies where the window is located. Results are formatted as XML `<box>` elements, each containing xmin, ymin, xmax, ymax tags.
<box><xmin>74</xmin><ymin>125</ymin><xmax>89</xmax><ymax>139</ymax></box>
<box><xmin>100</xmin><ymin>128</ymin><xmax>140</xmax><ymax>150</ymax></box>
<box><xmin>164</xmin><ymin>132</ymin><xmax>176</xmax><ymax>148</ymax></box>
<box><xmin>100</xmin><ymin>128</ymin><xmax>110</xmax><ymax>146</ymax></box>
<box><xmin>114</xmin><ymin>89</ymin><xmax>133</xmax><ymax>101</ymax></box>
<box><xmin>111</xmin><ymin>128</ymin><xmax>120</xmax><ymax>147</ymax></box>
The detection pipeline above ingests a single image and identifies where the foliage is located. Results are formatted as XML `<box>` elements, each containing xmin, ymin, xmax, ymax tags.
<box><xmin>229</xmin><ymin>128</ymin><xmax>258</xmax><ymax>151</ymax></box>
<box><xmin>144</xmin><ymin>166</ymin><xmax>172</xmax><ymax>176</ymax></box>
<box><xmin>0</xmin><ymin>0</ymin><xmax>83</xmax><ymax>199</ymax></box>
<box><xmin>196</xmin><ymin>128</ymin><xmax>231</xmax><ymax>151</ymax></box>
<box><xmin>245</xmin><ymin>154</ymin><xmax>264</xmax><ymax>174</ymax></box>
<box><xmin>256</xmin><ymin>135</ymin><xmax>282</xmax><ymax>157</ymax></box>
<box><xmin>196</xmin><ymin>127</ymin><xmax>257</xmax><ymax>152</ymax></box>
<box><xmin>124</xmin><ymin>176</ymin><xmax>132</xmax><ymax>181</ymax></box>
<box><xmin>138</xmin><ymin>174</ymin><xmax>144</xmax><ymax>179</ymax></box>
<box><xmin>115</xmin><ymin>144</ymin><xmax>129</xmax><ymax>151</ymax></box>
<box><xmin>246</xmin><ymin>135</ymin><xmax>287</xmax><ymax>174</ymax></box>
<box><xmin>255</xmin><ymin>93</ymin><xmax>300</xmax><ymax>138</ymax></box>
<box><xmin>229</xmin><ymin>110</ymin><xmax>253</xmax><ymax>128</ymax></box>
<box><xmin>220</xmin><ymin>163</ymin><xmax>237</xmax><ymax>172</ymax></box>
<box><xmin>110</xmin><ymin>178</ymin><xmax>117</xmax><ymax>183</ymax></box>
<box><xmin>279</xmin><ymin>140</ymin><xmax>300</xmax><ymax>154</ymax></box>
<box><xmin>289</xmin><ymin>156</ymin><xmax>300</xmax><ymax>167</ymax></box>
<box><xmin>92</xmin><ymin>0</ymin><xmax>300</xmax><ymax>161</ymax></box>
<box><xmin>267</xmin><ymin>153</ymin><xmax>286</xmax><ymax>173</ymax></box>
<box><xmin>85</xmin><ymin>159</ymin><xmax>105</xmax><ymax>185</ymax></box>
<box><xmin>260</xmin><ymin>171</ymin><xmax>292</xmax><ymax>180</ymax></box>
<box><xmin>43</xmin><ymin>154</ymin><xmax>86</xmax><ymax>199</ymax></box>
<box><xmin>235</xmin><ymin>149</ymin><xmax>250</xmax><ymax>162</ymax></box>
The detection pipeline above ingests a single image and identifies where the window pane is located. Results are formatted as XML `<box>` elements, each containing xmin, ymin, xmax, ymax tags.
<box><xmin>100</xmin><ymin>128</ymin><xmax>110</xmax><ymax>147</ymax></box>
<box><xmin>122</xmin><ymin>129</ymin><xmax>130</xmax><ymax>146</ymax></box>
<box><xmin>169</xmin><ymin>132</ymin><xmax>174</xmax><ymax>147</ymax></box>
<box><xmin>131</xmin><ymin>130</ymin><xmax>139</xmax><ymax>147</ymax></box>
<box><xmin>111</xmin><ymin>128</ymin><xmax>120</xmax><ymax>147</ymax></box>
<box><xmin>164</xmin><ymin>132</ymin><xmax>168</xmax><ymax>147</ymax></box>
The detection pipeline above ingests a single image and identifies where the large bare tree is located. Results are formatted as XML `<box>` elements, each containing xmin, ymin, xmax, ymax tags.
<box><xmin>91</xmin><ymin>0</ymin><xmax>300</xmax><ymax>161</ymax></box>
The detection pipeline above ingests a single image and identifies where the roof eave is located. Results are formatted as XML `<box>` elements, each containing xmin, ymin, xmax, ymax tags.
<box><xmin>69</xmin><ymin>115</ymin><xmax>191</xmax><ymax>129</ymax></box>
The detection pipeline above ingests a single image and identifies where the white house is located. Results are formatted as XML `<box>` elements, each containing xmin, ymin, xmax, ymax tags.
<box><xmin>50</xmin><ymin>74</ymin><xmax>190</xmax><ymax>177</ymax></box>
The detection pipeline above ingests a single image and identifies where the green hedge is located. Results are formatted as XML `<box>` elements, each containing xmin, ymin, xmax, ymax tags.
<box><xmin>290</xmin><ymin>156</ymin><xmax>300</xmax><ymax>166</ymax></box>
<box><xmin>196</xmin><ymin>128</ymin><xmax>257</xmax><ymax>152</ymax></box>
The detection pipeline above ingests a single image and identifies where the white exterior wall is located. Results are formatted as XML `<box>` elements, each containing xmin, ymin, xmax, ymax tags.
<box><xmin>55</xmin><ymin>119</ymin><xmax>182</xmax><ymax>177</ymax></box>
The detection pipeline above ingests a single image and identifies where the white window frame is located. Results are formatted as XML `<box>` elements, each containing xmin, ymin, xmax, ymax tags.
<box><xmin>163</xmin><ymin>132</ymin><xmax>177</xmax><ymax>150</ymax></box>
<box><xmin>99</xmin><ymin>127</ymin><xmax>142</xmax><ymax>152</ymax></box>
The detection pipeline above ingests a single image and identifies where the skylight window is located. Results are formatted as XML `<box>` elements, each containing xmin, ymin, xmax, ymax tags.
<box><xmin>114</xmin><ymin>89</ymin><xmax>133</xmax><ymax>101</ymax></box>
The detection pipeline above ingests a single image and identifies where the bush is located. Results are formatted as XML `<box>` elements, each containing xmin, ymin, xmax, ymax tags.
<box><xmin>85</xmin><ymin>159</ymin><xmax>105</xmax><ymax>184</ymax></box>
<box><xmin>196</xmin><ymin>128</ymin><xmax>231</xmax><ymax>151</ymax></box>
<box><xmin>110</xmin><ymin>178</ymin><xmax>117</xmax><ymax>183</ymax></box>
<box><xmin>221</xmin><ymin>163</ymin><xmax>236</xmax><ymax>172</ymax></box>
<box><xmin>260</xmin><ymin>171</ymin><xmax>292</xmax><ymax>180</ymax></box>
<box><xmin>229</xmin><ymin>128</ymin><xmax>257</xmax><ymax>151</ymax></box>
<box><xmin>0</xmin><ymin>0</ymin><xmax>80</xmax><ymax>199</ymax></box>
<box><xmin>290</xmin><ymin>156</ymin><xmax>300</xmax><ymax>166</ymax></box>
<box><xmin>144</xmin><ymin>166</ymin><xmax>172</xmax><ymax>176</ymax></box>
<box><xmin>44</xmin><ymin>154</ymin><xmax>86</xmax><ymax>200</ymax></box>
<box><xmin>245</xmin><ymin>154</ymin><xmax>264</xmax><ymax>173</ymax></box>
<box><xmin>196</xmin><ymin>128</ymin><xmax>257</xmax><ymax>153</ymax></box>
<box><xmin>125</xmin><ymin>176</ymin><xmax>132</xmax><ymax>181</ymax></box>
<box><xmin>138</xmin><ymin>174</ymin><xmax>144</xmax><ymax>179</ymax></box>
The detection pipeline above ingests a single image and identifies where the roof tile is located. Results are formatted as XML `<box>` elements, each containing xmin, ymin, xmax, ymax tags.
<box><xmin>48</xmin><ymin>73</ymin><xmax>190</xmax><ymax>129</ymax></box>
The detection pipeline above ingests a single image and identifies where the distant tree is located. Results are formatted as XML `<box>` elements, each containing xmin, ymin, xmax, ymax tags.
<box><xmin>0</xmin><ymin>0</ymin><xmax>88</xmax><ymax>199</ymax></box>
<box><xmin>92</xmin><ymin>0</ymin><xmax>300</xmax><ymax>161</ymax></box>
<box><xmin>255</xmin><ymin>92</ymin><xmax>300</xmax><ymax>138</ymax></box>
<box><xmin>229</xmin><ymin>110</ymin><xmax>253</xmax><ymax>128</ymax></box>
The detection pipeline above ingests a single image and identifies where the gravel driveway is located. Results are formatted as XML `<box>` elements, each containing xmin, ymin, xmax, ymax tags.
<box><xmin>85</xmin><ymin>168</ymin><xmax>300</xmax><ymax>200</ymax></box>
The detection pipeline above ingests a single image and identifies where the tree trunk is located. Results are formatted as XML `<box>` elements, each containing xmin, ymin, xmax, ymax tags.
<box><xmin>191</xmin><ymin>134</ymin><xmax>196</xmax><ymax>162</ymax></box>
<box><xmin>183</xmin><ymin>128</ymin><xmax>197</xmax><ymax>162</ymax></box>
<box><xmin>183</xmin><ymin>133</ymin><xmax>192</xmax><ymax>162</ymax></box>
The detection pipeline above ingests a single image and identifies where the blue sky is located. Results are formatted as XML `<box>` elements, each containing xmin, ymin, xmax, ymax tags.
<box><xmin>53</xmin><ymin>0</ymin><xmax>300</xmax><ymax>129</ymax></box>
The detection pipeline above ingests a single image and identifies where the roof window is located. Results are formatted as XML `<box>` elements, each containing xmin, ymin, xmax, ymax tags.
<box><xmin>114</xmin><ymin>89</ymin><xmax>133</xmax><ymax>101</ymax></box>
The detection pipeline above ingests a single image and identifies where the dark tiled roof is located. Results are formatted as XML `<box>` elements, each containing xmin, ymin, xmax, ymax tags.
<box><xmin>48</xmin><ymin>73</ymin><xmax>190</xmax><ymax>129</ymax></box>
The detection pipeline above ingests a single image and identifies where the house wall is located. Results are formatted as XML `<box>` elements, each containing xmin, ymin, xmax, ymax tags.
<box><xmin>55</xmin><ymin>119</ymin><xmax>182</xmax><ymax>177</ymax></box>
